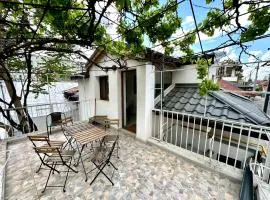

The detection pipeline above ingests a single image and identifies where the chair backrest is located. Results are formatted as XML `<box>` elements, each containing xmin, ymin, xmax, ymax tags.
<box><xmin>28</xmin><ymin>135</ymin><xmax>50</xmax><ymax>147</ymax></box>
<box><xmin>93</xmin><ymin>115</ymin><xmax>108</xmax><ymax>120</ymax></box>
<box><xmin>106</xmin><ymin>136</ymin><xmax>118</xmax><ymax>161</ymax></box>
<box><xmin>46</xmin><ymin>112</ymin><xmax>66</xmax><ymax>127</ymax></box>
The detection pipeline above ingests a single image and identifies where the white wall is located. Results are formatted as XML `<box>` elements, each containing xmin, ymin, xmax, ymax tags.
<box><xmin>78</xmin><ymin>53</ymin><xmax>145</xmax><ymax>129</ymax></box>
<box><xmin>172</xmin><ymin>64</ymin><xmax>217</xmax><ymax>84</ymax></box>
<box><xmin>172</xmin><ymin>64</ymin><xmax>198</xmax><ymax>84</ymax></box>
<box><xmin>136</xmin><ymin>62</ymin><xmax>155</xmax><ymax>141</ymax></box>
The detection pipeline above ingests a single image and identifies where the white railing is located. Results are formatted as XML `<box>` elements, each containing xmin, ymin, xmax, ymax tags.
<box><xmin>0</xmin><ymin>99</ymin><xmax>94</xmax><ymax>139</ymax></box>
<box><xmin>250</xmin><ymin>162</ymin><xmax>270</xmax><ymax>200</ymax></box>
<box><xmin>152</xmin><ymin>109</ymin><xmax>270</xmax><ymax>171</ymax></box>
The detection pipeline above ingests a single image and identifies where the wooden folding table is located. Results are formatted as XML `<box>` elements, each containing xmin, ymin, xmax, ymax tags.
<box><xmin>64</xmin><ymin>122</ymin><xmax>107</xmax><ymax>181</ymax></box>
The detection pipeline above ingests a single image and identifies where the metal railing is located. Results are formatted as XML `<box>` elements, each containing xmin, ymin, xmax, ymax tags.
<box><xmin>250</xmin><ymin>161</ymin><xmax>270</xmax><ymax>199</ymax></box>
<box><xmin>152</xmin><ymin>109</ymin><xmax>270</xmax><ymax>171</ymax></box>
<box><xmin>0</xmin><ymin>99</ymin><xmax>94</xmax><ymax>139</ymax></box>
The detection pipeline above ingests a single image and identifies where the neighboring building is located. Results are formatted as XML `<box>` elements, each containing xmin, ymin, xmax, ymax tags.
<box><xmin>215</xmin><ymin>60</ymin><xmax>243</xmax><ymax>82</ymax></box>
<box><xmin>218</xmin><ymin>79</ymin><xmax>256</xmax><ymax>97</ymax></box>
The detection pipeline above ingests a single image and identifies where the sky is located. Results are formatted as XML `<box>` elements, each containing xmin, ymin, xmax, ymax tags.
<box><xmin>145</xmin><ymin>0</ymin><xmax>270</xmax><ymax>80</ymax></box>
<box><xmin>101</xmin><ymin>0</ymin><xmax>270</xmax><ymax>80</ymax></box>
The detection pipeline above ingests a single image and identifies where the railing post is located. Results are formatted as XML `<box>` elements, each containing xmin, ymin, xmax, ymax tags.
<box><xmin>263</xmin><ymin>141</ymin><xmax>270</xmax><ymax>181</ymax></box>
<box><xmin>159</xmin><ymin>110</ymin><xmax>163</xmax><ymax>141</ymax></box>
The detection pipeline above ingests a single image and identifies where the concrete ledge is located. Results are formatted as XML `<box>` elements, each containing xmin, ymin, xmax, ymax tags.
<box><xmin>148</xmin><ymin>138</ymin><xmax>242</xmax><ymax>182</ymax></box>
<box><xmin>6</xmin><ymin>127</ymin><xmax>62</xmax><ymax>144</ymax></box>
<box><xmin>0</xmin><ymin>141</ymin><xmax>7</xmax><ymax>200</ymax></box>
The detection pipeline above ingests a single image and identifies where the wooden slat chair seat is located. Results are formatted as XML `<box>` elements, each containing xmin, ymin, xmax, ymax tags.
<box><xmin>28</xmin><ymin>135</ymin><xmax>65</xmax><ymax>173</ymax></box>
<box><xmin>45</xmin><ymin>150</ymin><xmax>76</xmax><ymax>163</ymax></box>
<box><xmin>33</xmin><ymin>147</ymin><xmax>77</xmax><ymax>193</ymax></box>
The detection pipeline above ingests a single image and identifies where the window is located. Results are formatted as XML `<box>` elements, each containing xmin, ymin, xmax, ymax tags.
<box><xmin>99</xmin><ymin>76</ymin><xmax>109</xmax><ymax>100</ymax></box>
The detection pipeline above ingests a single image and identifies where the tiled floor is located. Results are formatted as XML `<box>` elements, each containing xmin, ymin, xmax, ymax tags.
<box><xmin>5</xmin><ymin>130</ymin><xmax>240</xmax><ymax>200</ymax></box>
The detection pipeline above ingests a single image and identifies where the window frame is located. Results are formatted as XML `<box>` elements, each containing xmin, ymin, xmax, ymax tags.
<box><xmin>99</xmin><ymin>76</ymin><xmax>109</xmax><ymax>101</ymax></box>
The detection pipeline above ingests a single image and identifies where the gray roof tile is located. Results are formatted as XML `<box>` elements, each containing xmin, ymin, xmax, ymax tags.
<box><xmin>156</xmin><ymin>84</ymin><xmax>270</xmax><ymax>126</ymax></box>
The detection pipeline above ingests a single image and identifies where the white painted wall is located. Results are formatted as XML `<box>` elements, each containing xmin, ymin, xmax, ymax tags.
<box><xmin>136</xmin><ymin>63</ymin><xmax>155</xmax><ymax>141</ymax></box>
<box><xmin>222</xmin><ymin>77</ymin><xmax>238</xmax><ymax>82</ymax></box>
<box><xmin>172</xmin><ymin>64</ymin><xmax>217</xmax><ymax>84</ymax></box>
<box><xmin>78</xmin><ymin>53</ymin><xmax>145</xmax><ymax>129</ymax></box>
<box><xmin>172</xmin><ymin>64</ymin><xmax>199</xmax><ymax>84</ymax></box>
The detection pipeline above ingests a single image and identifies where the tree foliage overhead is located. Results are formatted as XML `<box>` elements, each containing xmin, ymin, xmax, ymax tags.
<box><xmin>196</xmin><ymin>58</ymin><xmax>219</xmax><ymax>96</ymax></box>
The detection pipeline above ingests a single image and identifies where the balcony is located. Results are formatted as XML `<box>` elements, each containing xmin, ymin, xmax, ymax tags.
<box><xmin>4</xmin><ymin>129</ymin><xmax>240</xmax><ymax>199</ymax></box>
<box><xmin>1</xmin><ymin>101</ymin><xmax>269</xmax><ymax>199</ymax></box>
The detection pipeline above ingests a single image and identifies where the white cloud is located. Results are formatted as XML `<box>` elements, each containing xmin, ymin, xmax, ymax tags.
<box><xmin>261</xmin><ymin>51</ymin><xmax>270</xmax><ymax>62</ymax></box>
<box><xmin>217</xmin><ymin>47</ymin><xmax>238</xmax><ymax>62</ymax></box>
<box><xmin>196</xmin><ymin>30</ymin><xmax>222</xmax><ymax>43</ymax></box>
<box><xmin>182</xmin><ymin>16</ymin><xmax>194</xmax><ymax>26</ymax></box>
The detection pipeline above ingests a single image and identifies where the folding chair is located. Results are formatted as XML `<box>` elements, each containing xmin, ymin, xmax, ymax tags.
<box><xmin>89</xmin><ymin>137</ymin><xmax>118</xmax><ymax>185</ymax></box>
<box><xmin>104</xmin><ymin>119</ymin><xmax>120</xmax><ymax>158</ymax></box>
<box><xmin>33</xmin><ymin>146</ymin><xmax>77</xmax><ymax>193</ymax></box>
<box><xmin>46</xmin><ymin>112</ymin><xmax>73</xmax><ymax>136</ymax></box>
<box><xmin>89</xmin><ymin>115</ymin><xmax>108</xmax><ymax>126</ymax></box>
<box><xmin>28</xmin><ymin>135</ymin><xmax>65</xmax><ymax>173</ymax></box>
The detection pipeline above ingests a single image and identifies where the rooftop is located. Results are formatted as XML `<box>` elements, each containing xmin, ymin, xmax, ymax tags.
<box><xmin>157</xmin><ymin>84</ymin><xmax>270</xmax><ymax>126</ymax></box>
<box><xmin>5</xmin><ymin>130</ymin><xmax>240</xmax><ymax>199</ymax></box>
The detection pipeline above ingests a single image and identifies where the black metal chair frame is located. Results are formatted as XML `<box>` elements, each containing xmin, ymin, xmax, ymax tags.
<box><xmin>104</xmin><ymin>119</ymin><xmax>120</xmax><ymax>158</ymax></box>
<box><xmin>89</xmin><ymin>137</ymin><xmax>118</xmax><ymax>185</ymax></box>
<box><xmin>28</xmin><ymin>135</ymin><xmax>65</xmax><ymax>173</ymax></box>
<box><xmin>46</xmin><ymin>112</ymin><xmax>74</xmax><ymax>149</ymax></box>
<box><xmin>33</xmin><ymin>146</ymin><xmax>78</xmax><ymax>193</ymax></box>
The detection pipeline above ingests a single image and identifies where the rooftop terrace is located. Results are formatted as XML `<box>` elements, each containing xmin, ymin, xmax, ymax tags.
<box><xmin>4</xmin><ymin>130</ymin><xmax>240</xmax><ymax>200</ymax></box>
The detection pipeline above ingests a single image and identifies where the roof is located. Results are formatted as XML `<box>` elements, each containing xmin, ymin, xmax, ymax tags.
<box><xmin>218</xmin><ymin>79</ymin><xmax>256</xmax><ymax>97</ymax></box>
<box><xmin>156</xmin><ymin>84</ymin><xmax>270</xmax><ymax>126</ymax></box>
<box><xmin>85</xmin><ymin>48</ymin><xmax>215</xmax><ymax>70</ymax></box>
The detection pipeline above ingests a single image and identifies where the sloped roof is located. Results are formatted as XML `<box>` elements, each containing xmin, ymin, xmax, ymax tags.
<box><xmin>218</xmin><ymin>79</ymin><xmax>256</xmax><ymax>97</ymax></box>
<box><xmin>156</xmin><ymin>84</ymin><xmax>270</xmax><ymax>126</ymax></box>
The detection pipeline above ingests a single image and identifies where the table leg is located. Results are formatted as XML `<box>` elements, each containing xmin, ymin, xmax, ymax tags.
<box><xmin>75</xmin><ymin>142</ymin><xmax>88</xmax><ymax>182</ymax></box>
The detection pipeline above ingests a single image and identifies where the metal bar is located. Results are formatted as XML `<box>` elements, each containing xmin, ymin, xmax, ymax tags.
<box><xmin>234</xmin><ymin>124</ymin><xmax>243</xmax><ymax>168</ymax></box>
<box><xmin>217</xmin><ymin>123</ymin><xmax>225</xmax><ymax>162</ymax></box>
<box><xmin>197</xmin><ymin>117</ymin><xmax>202</xmax><ymax>154</ymax></box>
<box><xmin>243</xmin><ymin>126</ymin><xmax>252</xmax><ymax>169</ymax></box>
<box><xmin>170</xmin><ymin>113</ymin><xmax>173</xmax><ymax>144</ymax></box>
<box><xmin>191</xmin><ymin>117</ymin><xmax>196</xmax><ymax>152</ymax></box>
<box><xmin>186</xmin><ymin>115</ymin><xmax>190</xmax><ymax>149</ymax></box>
<box><xmin>166</xmin><ymin>111</ymin><xmax>169</xmax><ymax>142</ymax></box>
<box><xmin>254</xmin><ymin>128</ymin><xmax>263</xmax><ymax>163</ymax></box>
<box><xmin>210</xmin><ymin>120</ymin><xmax>216</xmax><ymax>159</ymax></box>
<box><xmin>203</xmin><ymin>119</ymin><xmax>209</xmax><ymax>157</ymax></box>
<box><xmin>175</xmin><ymin>113</ymin><xmax>179</xmax><ymax>146</ymax></box>
<box><xmin>180</xmin><ymin>114</ymin><xmax>184</xmax><ymax>148</ymax></box>
<box><xmin>226</xmin><ymin>124</ymin><xmax>233</xmax><ymax>165</ymax></box>
<box><xmin>153</xmin><ymin>110</ymin><xmax>156</xmax><ymax>138</ymax></box>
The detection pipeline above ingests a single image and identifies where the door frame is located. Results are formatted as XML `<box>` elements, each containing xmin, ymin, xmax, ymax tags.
<box><xmin>121</xmin><ymin>69</ymin><xmax>136</xmax><ymax>129</ymax></box>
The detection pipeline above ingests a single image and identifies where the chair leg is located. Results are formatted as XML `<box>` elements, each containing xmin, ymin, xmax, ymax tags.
<box><xmin>117</xmin><ymin>141</ymin><xmax>120</xmax><ymax>159</ymax></box>
<box><xmin>109</xmin><ymin>161</ymin><xmax>118</xmax><ymax>170</ymax></box>
<box><xmin>63</xmin><ymin>159</ymin><xmax>72</xmax><ymax>192</ymax></box>
<box><xmin>42</xmin><ymin>162</ymin><xmax>54</xmax><ymax>193</ymax></box>
<box><xmin>36</xmin><ymin>154</ymin><xmax>46</xmax><ymax>173</ymax></box>
<box><xmin>90</xmin><ymin>163</ymin><xmax>114</xmax><ymax>186</ymax></box>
